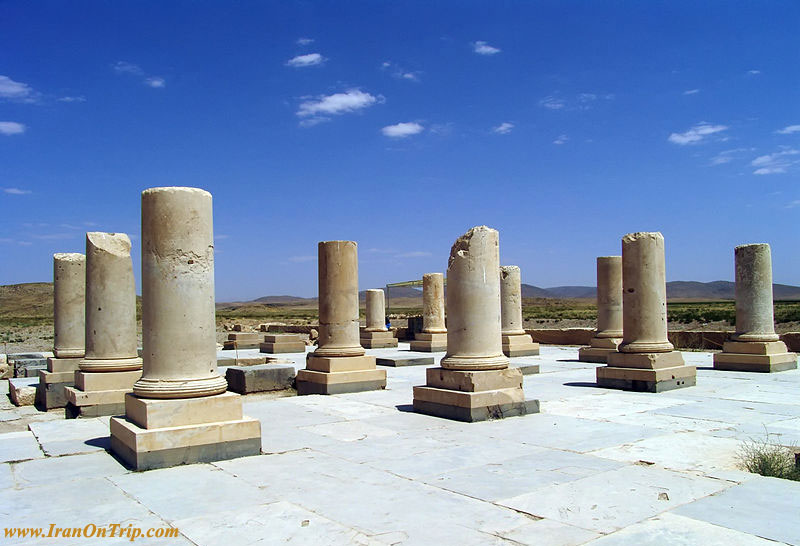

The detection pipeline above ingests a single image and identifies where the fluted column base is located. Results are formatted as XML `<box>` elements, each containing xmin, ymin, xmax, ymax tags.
<box><xmin>713</xmin><ymin>341</ymin><xmax>797</xmax><ymax>373</ymax></box>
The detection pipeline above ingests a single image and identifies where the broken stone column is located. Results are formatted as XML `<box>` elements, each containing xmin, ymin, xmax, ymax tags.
<box><xmin>110</xmin><ymin>187</ymin><xmax>260</xmax><ymax>470</ymax></box>
<box><xmin>37</xmin><ymin>253</ymin><xmax>86</xmax><ymax>410</ymax></box>
<box><xmin>360</xmin><ymin>289</ymin><xmax>397</xmax><ymax>348</ymax></box>
<box><xmin>296</xmin><ymin>241</ymin><xmax>386</xmax><ymax>394</ymax></box>
<box><xmin>714</xmin><ymin>243</ymin><xmax>796</xmax><ymax>372</ymax></box>
<box><xmin>500</xmin><ymin>266</ymin><xmax>540</xmax><ymax>358</ymax></box>
<box><xmin>599</xmin><ymin>232</ymin><xmax>696</xmax><ymax>392</ymax></box>
<box><xmin>65</xmin><ymin>233</ymin><xmax>143</xmax><ymax>418</ymax></box>
<box><xmin>579</xmin><ymin>256</ymin><xmax>623</xmax><ymax>363</ymax></box>
<box><xmin>413</xmin><ymin>226</ymin><xmax>538</xmax><ymax>421</ymax></box>
<box><xmin>410</xmin><ymin>273</ymin><xmax>448</xmax><ymax>352</ymax></box>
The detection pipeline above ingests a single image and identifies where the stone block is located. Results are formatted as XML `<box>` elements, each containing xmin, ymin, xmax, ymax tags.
<box><xmin>225</xmin><ymin>364</ymin><xmax>296</xmax><ymax>394</ymax></box>
<box><xmin>409</xmin><ymin>339</ymin><xmax>448</xmax><ymax>352</ymax></box>
<box><xmin>413</xmin><ymin>386</ymin><xmax>539</xmax><ymax>422</ymax></box>
<box><xmin>259</xmin><ymin>341</ymin><xmax>307</xmax><ymax>354</ymax></box>
<box><xmin>223</xmin><ymin>339</ymin><xmax>260</xmax><ymax>350</ymax></box>
<box><xmin>9</xmin><ymin>377</ymin><xmax>37</xmax><ymax>406</ymax></box>
<box><xmin>65</xmin><ymin>384</ymin><xmax>132</xmax><ymax>418</ymax></box>
<box><xmin>606</xmin><ymin>350</ymin><xmax>685</xmax><ymax>370</ymax></box>
<box><xmin>713</xmin><ymin>351</ymin><xmax>797</xmax><ymax>373</ymax></box>
<box><xmin>722</xmin><ymin>340</ymin><xmax>788</xmax><ymax>355</ymax></box>
<box><xmin>306</xmin><ymin>355</ymin><xmax>376</xmax><ymax>373</ymax></box>
<box><xmin>230</xmin><ymin>355</ymin><xmax>268</xmax><ymax>366</ymax></box>
<box><xmin>590</xmin><ymin>337</ymin><xmax>621</xmax><ymax>349</ymax></box>
<box><xmin>376</xmin><ymin>355</ymin><xmax>434</xmax><ymax>367</ymax></box>
<box><xmin>425</xmin><ymin>367</ymin><xmax>522</xmax><ymax>392</ymax></box>
<box><xmin>781</xmin><ymin>332</ymin><xmax>800</xmax><ymax>352</ymax></box>
<box><xmin>578</xmin><ymin>346</ymin><xmax>616</xmax><ymax>363</ymax></box>
<box><xmin>526</xmin><ymin>328</ymin><xmax>594</xmax><ymax>346</ymax></box>
<box><xmin>597</xmin><ymin>360</ymin><xmax>697</xmax><ymax>393</ymax></box>
<box><xmin>125</xmin><ymin>392</ymin><xmax>243</xmax><ymax>429</ymax></box>
<box><xmin>65</xmin><ymin>401</ymin><xmax>126</xmax><ymax>418</ymax></box>
<box><xmin>360</xmin><ymin>337</ymin><xmax>399</xmax><ymax>349</ymax></box>
<box><xmin>12</xmin><ymin>357</ymin><xmax>48</xmax><ymax>378</ymax></box>
<box><xmin>35</xmin><ymin>369</ymin><xmax>75</xmax><ymax>409</ymax></box>
<box><xmin>296</xmin><ymin>368</ymin><xmax>386</xmax><ymax>395</ymax></box>
<box><xmin>46</xmin><ymin>356</ymin><xmax>83</xmax><ymax>373</ymax></box>
<box><xmin>110</xmin><ymin>413</ymin><xmax>261</xmax><ymax>471</ymax></box>
<box><xmin>511</xmin><ymin>362</ymin><xmax>540</xmax><ymax>375</ymax></box>
<box><xmin>76</xmin><ymin>370</ymin><xmax>142</xmax><ymax>391</ymax></box>
<box><xmin>0</xmin><ymin>354</ymin><xmax>10</xmax><ymax>379</ymax></box>
<box><xmin>263</xmin><ymin>333</ymin><xmax>303</xmax><ymax>343</ymax></box>
<box><xmin>414</xmin><ymin>332</ymin><xmax>447</xmax><ymax>342</ymax></box>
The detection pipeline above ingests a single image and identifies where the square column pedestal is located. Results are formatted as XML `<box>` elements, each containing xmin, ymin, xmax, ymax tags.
<box><xmin>259</xmin><ymin>334</ymin><xmax>306</xmax><ymax>354</ymax></box>
<box><xmin>578</xmin><ymin>337</ymin><xmax>621</xmax><ymax>364</ymax></box>
<box><xmin>110</xmin><ymin>392</ymin><xmax>261</xmax><ymax>471</ymax></box>
<box><xmin>35</xmin><ymin>356</ymin><xmax>82</xmax><ymax>410</ymax></box>
<box><xmin>409</xmin><ymin>333</ymin><xmax>447</xmax><ymax>352</ymax></box>
<box><xmin>360</xmin><ymin>330</ymin><xmax>398</xmax><ymax>349</ymax></box>
<box><xmin>502</xmin><ymin>333</ymin><xmax>540</xmax><ymax>357</ymax></box>
<box><xmin>598</xmin><ymin>351</ymin><xmax>696</xmax><ymax>393</ymax></box>
<box><xmin>64</xmin><ymin>370</ymin><xmax>142</xmax><ymax>418</ymax></box>
<box><xmin>296</xmin><ymin>355</ymin><xmax>386</xmax><ymax>395</ymax></box>
<box><xmin>413</xmin><ymin>367</ymin><xmax>539</xmax><ymax>422</ymax></box>
<box><xmin>713</xmin><ymin>341</ymin><xmax>797</xmax><ymax>373</ymax></box>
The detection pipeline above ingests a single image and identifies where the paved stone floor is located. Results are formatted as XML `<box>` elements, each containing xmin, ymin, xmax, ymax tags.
<box><xmin>1</xmin><ymin>344</ymin><xmax>799</xmax><ymax>545</ymax></box>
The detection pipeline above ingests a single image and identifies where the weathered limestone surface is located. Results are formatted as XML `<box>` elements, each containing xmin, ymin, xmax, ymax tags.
<box><xmin>224</xmin><ymin>332</ymin><xmax>262</xmax><ymax>349</ymax></box>
<box><xmin>361</xmin><ymin>289</ymin><xmax>398</xmax><ymax>348</ymax></box>
<box><xmin>500</xmin><ymin>266</ymin><xmax>539</xmax><ymax>358</ymax></box>
<box><xmin>599</xmin><ymin>232</ymin><xmax>696</xmax><ymax>392</ymax></box>
<box><xmin>66</xmin><ymin>233</ymin><xmax>142</xmax><ymax>418</ymax></box>
<box><xmin>297</xmin><ymin>241</ymin><xmax>386</xmax><ymax>395</ymax></box>
<box><xmin>259</xmin><ymin>333</ymin><xmax>307</xmax><ymax>354</ymax></box>
<box><xmin>410</xmin><ymin>273</ymin><xmax>447</xmax><ymax>352</ymax></box>
<box><xmin>226</xmin><ymin>364</ymin><xmax>296</xmax><ymax>394</ymax></box>
<box><xmin>53</xmin><ymin>253</ymin><xmax>86</xmax><ymax>358</ymax></box>
<box><xmin>110</xmin><ymin>187</ymin><xmax>260</xmax><ymax>470</ymax></box>
<box><xmin>579</xmin><ymin>256</ymin><xmax>623</xmax><ymax>363</ymax></box>
<box><xmin>714</xmin><ymin>244</ymin><xmax>797</xmax><ymax>372</ymax></box>
<box><xmin>414</xmin><ymin>226</ymin><xmax>538</xmax><ymax>422</ymax></box>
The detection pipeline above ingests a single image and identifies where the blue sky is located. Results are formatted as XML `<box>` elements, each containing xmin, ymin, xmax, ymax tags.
<box><xmin>1</xmin><ymin>1</ymin><xmax>798</xmax><ymax>300</ymax></box>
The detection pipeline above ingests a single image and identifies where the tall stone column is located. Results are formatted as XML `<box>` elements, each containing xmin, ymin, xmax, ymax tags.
<box><xmin>579</xmin><ymin>256</ymin><xmax>623</xmax><ymax>363</ymax></box>
<box><xmin>500</xmin><ymin>266</ymin><xmax>539</xmax><ymax>358</ymax></box>
<box><xmin>297</xmin><ymin>241</ymin><xmax>386</xmax><ymax>394</ymax></box>
<box><xmin>37</xmin><ymin>253</ymin><xmax>86</xmax><ymax>410</ymax></box>
<box><xmin>599</xmin><ymin>232</ymin><xmax>696</xmax><ymax>392</ymax></box>
<box><xmin>360</xmin><ymin>289</ymin><xmax>397</xmax><ymax>348</ymax></box>
<box><xmin>111</xmin><ymin>187</ymin><xmax>260</xmax><ymax>470</ymax></box>
<box><xmin>410</xmin><ymin>273</ymin><xmax>448</xmax><ymax>352</ymax></box>
<box><xmin>413</xmin><ymin>226</ymin><xmax>538</xmax><ymax>421</ymax></box>
<box><xmin>65</xmin><ymin>233</ymin><xmax>143</xmax><ymax>418</ymax></box>
<box><xmin>714</xmin><ymin>243</ymin><xmax>796</xmax><ymax>372</ymax></box>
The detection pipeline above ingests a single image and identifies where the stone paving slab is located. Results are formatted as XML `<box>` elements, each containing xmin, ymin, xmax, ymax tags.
<box><xmin>0</xmin><ymin>430</ymin><xmax>43</xmax><ymax>462</ymax></box>
<box><xmin>672</xmin><ymin>475</ymin><xmax>800</xmax><ymax>544</ymax></box>
<box><xmin>11</xmin><ymin>451</ymin><xmax>129</xmax><ymax>488</ymax></box>
<box><xmin>28</xmin><ymin>417</ymin><xmax>111</xmax><ymax>456</ymax></box>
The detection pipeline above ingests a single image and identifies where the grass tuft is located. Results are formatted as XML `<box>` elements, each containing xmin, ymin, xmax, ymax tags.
<box><xmin>737</xmin><ymin>432</ymin><xmax>800</xmax><ymax>481</ymax></box>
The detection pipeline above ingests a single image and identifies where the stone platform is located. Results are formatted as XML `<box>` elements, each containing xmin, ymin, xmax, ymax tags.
<box><xmin>2</xmin><ymin>344</ymin><xmax>800</xmax><ymax>545</ymax></box>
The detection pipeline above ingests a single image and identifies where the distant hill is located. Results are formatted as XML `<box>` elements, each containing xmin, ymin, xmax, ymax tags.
<box><xmin>0</xmin><ymin>282</ymin><xmax>53</xmax><ymax>318</ymax></box>
<box><xmin>545</xmin><ymin>286</ymin><xmax>598</xmax><ymax>299</ymax></box>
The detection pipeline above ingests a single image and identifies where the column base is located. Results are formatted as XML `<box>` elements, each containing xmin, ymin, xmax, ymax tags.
<box><xmin>501</xmin><ymin>334</ymin><xmax>540</xmax><ymax>357</ymax></box>
<box><xmin>511</xmin><ymin>362</ymin><xmax>540</xmax><ymax>375</ymax></box>
<box><xmin>376</xmin><ymin>355</ymin><xmax>434</xmax><ymax>367</ymax></box>
<box><xmin>110</xmin><ymin>392</ymin><xmax>261</xmax><ymax>471</ymax></box>
<box><xmin>296</xmin><ymin>355</ymin><xmax>386</xmax><ymax>395</ymax></box>
<box><xmin>259</xmin><ymin>338</ymin><xmax>307</xmax><ymax>353</ymax></box>
<box><xmin>46</xmin><ymin>356</ymin><xmax>83</xmax><ymax>373</ymax></box>
<box><xmin>64</xmin><ymin>370</ymin><xmax>141</xmax><ymax>418</ymax></box>
<box><xmin>360</xmin><ymin>330</ymin><xmax>398</xmax><ymax>349</ymax></box>
<box><xmin>412</xmin><ymin>367</ymin><xmax>538</xmax><ymax>422</ymax></box>
<box><xmin>713</xmin><ymin>341</ymin><xmax>797</xmax><ymax>372</ymax></box>
<box><xmin>578</xmin><ymin>337</ymin><xmax>621</xmax><ymax>363</ymax></box>
<box><xmin>409</xmin><ymin>332</ymin><xmax>447</xmax><ymax>352</ymax></box>
<box><xmin>35</xmin><ymin>369</ymin><xmax>75</xmax><ymax>409</ymax></box>
<box><xmin>598</xmin><ymin>351</ymin><xmax>695</xmax><ymax>393</ymax></box>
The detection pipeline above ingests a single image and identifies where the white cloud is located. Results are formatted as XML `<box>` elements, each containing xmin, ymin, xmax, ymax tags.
<box><xmin>786</xmin><ymin>200</ymin><xmax>800</xmax><ymax>209</ymax></box>
<box><xmin>57</xmin><ymin>96</ymin><xmax>86</xmax><ymax>103</ymax></box>
<box><xmin>710</xmin><ymin>148</ymin><xmax>750</xmax><ymax>166</ymax></box>
<box><xmin>398</xmin><ymin>72</ymin><xmax>419</xmax><ymax>81</ymax></box>
<box><xmin>0</xmin><ymin>121</ymin><xmax>26</xmax><ymax>135</ymax></box>
<box><xmin>297</xmin><ymin>90</ymin><xmax>380</xmax><ymax>125</ymax></box>
<box><xmin>113</xmin><ymin>61</ymin><xmax>144</xmax><ymax>75</ymax></box>
<box><xmin>683</xmin><ymin>89</ymin><xmax>700</xmax><ymax>95</ymax></box>
<box><xmin>747</xmin><ymin>69</ymin><xmax>761</xmax><ymax>75</ymax></box>
<box><xmin>751</xmin><ymin>149</ymin><xmax>800</xmax><ymax>175</ymax></box>
<box><xmin>492</xmin><ymin>122</ymin><xmax>514</xmax><ymax>135</ymax></box>
<box><xmin>381</xmin><ymin>122</ymin><xmax>424</xmax><ymax>138</ymax></box>
<box><xmin>776</xmin><ymin>125</ymin><xmax>800</xmax><ymax>135</ymax></box>
<box><xmin>539</xmin><ymin>96</ymin><xmax>565</xmax><ymax>110</ymax></box>
<box><xmin>286</xmin><ymin>53</ymin><xmax>325</xmax><ymax>67</ymax></box>
<box><xmin>0</xmin><ymin>75</ymin><xmax>37</xmax><ymax>102</ymax></box>
<box><xmin>3</xmin><ymin>187</ymin><xmax>31</xmax><ymax>194</ymax></box>
<box><xmin>145</xmin><ymin>77</ymin><xmax>165</xmax><ymax>88</ymax></box>
<box><xmin>553</xmin><ymin>134</ymin><xmax>568</xmax><ymax>145</ymax></box>
<box><xmin>473</xmin><ymin>41</ymin><xmax>501</xmax><ymax>55</ymax></box>
<box><xmin>296</xmin><ymin>37</ymin><xmax>314</xmax><ymax>45</ymax></box>
<box><xmin>668</xmin><ymin>122</ymin><xmax>728</xmax><ymax>145</ymax></box>
<box><xmin>288</xmin><ymin>255</ymin><xmax>316</xmax><ymax>262</ymax></box>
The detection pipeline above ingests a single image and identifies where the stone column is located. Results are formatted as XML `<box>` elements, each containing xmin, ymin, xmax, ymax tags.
<box><xmin>714</xmin><ymin>243</ymin><xmax>796</xmax><ymax>372</ymax></box>
<box><xmin>360</xmin><ymin>289</ymin><xmax>397</xmax><ymax>349</ymax></box>
<box><xmin>579</xmin><ymin>256</ymin><xmax>623</xmax><ymax>363</ymax></box>
<box><xmin>600</xmin><ymin>232</ymin><xmax>696</xmax><ymax>392</ymax></box>
<box><xmin>297</xmin><ymin>241</ymin><xmax>386</xmax><ymax>394</ymax></box>
<box><xmin>414</xmin><ymin>226</ymin><xmax>538</xmax><ymax>421</ymax></box>
<box><xmin>53</xmin><ymin>253</ymin><xmax>86</xmax><ymax>358</ymax></box>
<box><xmin>65</xmin><ymin>233</ymin><xmax>143</xmax><ymax>418</ymax></box>
<box><xmin>111</xmin><ymin>187</ymin><xmax>260</xmax><ymax>470</ymax></box>
<box><xmin>37</xmin><ymin>253</ymin><xmax>86</xmax><ymax>410</ymax></box>
<box><xmin>500</xmin><ymin>265</ymin><xmax>539</xmax><ymax>358</ymax></box>
<box><xmin>410</xmin><ymin>273</ymin><xmax>447</xmax><ymax>352</ymax></box>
